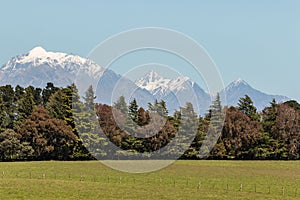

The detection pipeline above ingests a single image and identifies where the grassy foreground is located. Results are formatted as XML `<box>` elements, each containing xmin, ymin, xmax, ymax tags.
<box><xmin>0</xmin><ymin>160</ymin><xmax>299</xmax><ymax>199</ymax></box>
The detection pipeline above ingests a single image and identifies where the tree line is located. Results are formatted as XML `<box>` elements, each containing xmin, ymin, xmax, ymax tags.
<box><xmin>0</xmin><ymin>83</ymin><xmax>299</xmax><ymax>161</ymax></box>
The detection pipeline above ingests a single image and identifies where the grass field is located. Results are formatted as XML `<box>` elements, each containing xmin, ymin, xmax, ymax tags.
<box><xmin>0</xmin><ymin>160</ymin><xmax>299</xmax><ymax>199</ymax></box>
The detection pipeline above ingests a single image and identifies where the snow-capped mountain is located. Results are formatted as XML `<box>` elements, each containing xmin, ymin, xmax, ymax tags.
<box><xmin>0</xmin><ymin>47</ymin><xmax>154</xmax><ymax>108</ymax></box>
<box><xmin>0</xmin><ymin>46</ymin><xmax>104</xmax><ymax>88</ymax></box>
<box><xmin>135</xmin><ymin>70</ymin><xmax>211</xmax><ymax>114</ymax></box>
<box><xmin>222</xmin><ymin>78</ymin><xmax>290</xmax><ymax>111</ymax></box>
<box><xmin>0</xmin><ymin>47</ymin><xmax>291</xmax><ymax>114</ymax></box>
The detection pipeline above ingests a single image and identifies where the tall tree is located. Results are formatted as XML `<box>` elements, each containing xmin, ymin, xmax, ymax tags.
<box><xmin>77</xmin><ymin>85</ymin><xmax>107</xmax><ymax>159</ymax></box>
<box><xmin>262</xmin><ymin>99</ymin><xmax>277</xmax><ymax>134</ymax></box>
<box><xmin>83</xmin><ymin>85</ymin><xmax>96</xmax><ymax>111</ymax></box>
<box><xmin>202</xmin><ymin>93</ymin><xmax>224</xmax><ymax>158</ymax></box>
<box><xmin>15</xmin><ymin>87</ymin><xmax>36</xmax><ymax>125</ymax></box>
<box><xmin>113</xmin><ymin>96</ymin><xmax>128</xmax><ymax>114</ymax></box>
<box><xmin>0</xmin><ymin>96</ymin><xmax>9</xmax><ymax>132</ymax></box>
<box><xmin>42</xmin><ymin>82</ymin><xmax>58</xmax><ymax>105</ymax></box>
<box><xmin>176</xmin><ymin>102</ymin><xmax>198</xmax><ymax>158</ymax></box>
<box><xmin>148</xmin><ymin>100</ymin><xmax>168</xmax><ymax>117</ymax></box>
<box><xmin>237</xmin><ymin>95</ymin><xmax>259</xmax><ymax>121</ymax></box>
<box><xmin>0</xmin><ymin>85</ymin><xmax>15</xmax><ymax>129</ymax></box>
<box><xmin>128</xmin><ymin>98</ymin><xmax>138</xmax><ymax>122</ymax></box>
<box><xmin>46</xmin><ymin>85</ymin><xmax>74</xmax><ymax>128</ymax></box>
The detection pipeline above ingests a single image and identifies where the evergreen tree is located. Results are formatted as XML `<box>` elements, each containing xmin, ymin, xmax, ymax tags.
<box><xmin>46</xmin><ymin>85</ymin><xmax>74</xmax><ymax>128</ymax></box>
<box><xmin>71</xmin><ymin>84</ymin><xmax>94</xmax><ymax>160</ymax></box>
<box><xmin>0</xmin><ymin>129</ymin><xmax>34</xmax><ymax>161</ymax></box>
<box><xmin>83</xmin><ymin>85</ymin><xmax>96</xmax><ymax>111</ymax></box>
<box><xmin>129</xmin><ymin>98</ymin><xmax>138</xmax><ymax>122</ymax></box>
<box><xmin>46</xmin><ymin>89</ymin><xmax>65</xmax><ymax>120</ymax></box>
<box><xmin>209</xmin><ymin>93</ymin><xmax>223</xmax><ymax>127</ymax></box>
<box><xmin>113</xmin><ymin>96</ymin><xmax>128</xmax><ymax>114</ymax></box>
<box><xmin>176</xmin><ymin>102</ymin><xmax>198</xmax><ymax>158</ymax></box>
<box><xmin>237</xmin><ymin>95</ymin><xmax>259</xmax><ymax>121</ymax></box>
<box><xmin>75</xmin><ymin>85</ymin><xmax>107</xmax><ymax>159</ymax></box>
<box><xmin>14</xmin><ymin>85</ymin><xmax>25</xmax><ymax>101</ymax></box>
<box><xmin>42</xmin><ymin>82</ymin><xmax>58</xmax><ymax>105</ymax></box>
<box><xmin>202</xmin><ymin>93</ymin><xmax>224</xmax><ymax>158</ymax></box>
<box><xmin>0</xmin><ymin>85</ymin><xmax>15</xmax><ymax>129</ymax></box>
<box><xmin>15</xmin><ymin>87</ymin><xmax>35</xmax><ymax>125</ymax></box>
<box><xmin>262</xmin><ymin>99</ymin><xmax>277</xmax><ymax>133</ymax></box>
<box><xmin>0</xmin><ymin>96</ymin><xmax>9</xmax><ymax>132</ymax></box>
<box><xmin>148</xmin><ymin>100</ymin><xmax>168</xmax><ymax>117</ymax></box>
<box><xmin>31</xmin><ymin>86</ymin><xmax>42</xmax><ymax>106</ymax></box>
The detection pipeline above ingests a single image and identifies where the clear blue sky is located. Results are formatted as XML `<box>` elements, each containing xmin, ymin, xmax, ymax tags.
<box><xmin>1</xmin><ymin>1</ymin><xmax>299</xmax><ymax>100</ymax></box>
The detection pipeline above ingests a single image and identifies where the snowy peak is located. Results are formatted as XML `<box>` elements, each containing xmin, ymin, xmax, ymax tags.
<box><xmin>135</xmin><ymin>70</ymin><xmax>171</xmax><ymax>93</ymax></box>
<box><xmin>28</xmin><ymin>46</ymin><xmax>47</xmax><ymax>57</ymax></box>
<box><xmin>169</xmin><ymin>76</ymin><xmax>191</xmax><ymax>91</ymax></box>
<box><xmin>223</xmin><ymin>78</ymin><xmax>290</xmax><ymax>111</ymax></box>
<box><xmin>233</xmin><ymin>78</ymin><xmax>249</xmax><ymax>86</ymax></box>
<box><xmin>226</xmin><ymin>78</ymin><xmax>250</xmax><ymax>91</ymax></box>
<box><xmin>136</xmin><ymin>70</ymin><xmax>197</xmax><ymax>94</ymax></box>
<box><xmin>135</xmin><ymin>70</ymin><xmax>210</xmax><ymax>115</ymax></box>
<box><xmin>1</xmin><ymin>46</ymin><xmax>91</xmax><ymax>70</ymax></box>
<box><xmin>144</xmin><ymin>70</ymin><xmax>164</xmax><ymax>82</ymax></box>
<box><xmin>0</xmin><ymin>46</ymin><xmax>105</xmax><ymax>88</ymax></box>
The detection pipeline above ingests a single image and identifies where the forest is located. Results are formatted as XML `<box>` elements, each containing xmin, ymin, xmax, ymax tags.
<box><xmin>0</xmin><ymin>82</ymin><xmax>299</xmax><ymax>161</ymax></box>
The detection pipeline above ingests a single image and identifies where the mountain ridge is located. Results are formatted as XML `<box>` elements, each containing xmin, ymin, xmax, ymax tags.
<box><xmin>0</xmin><ymin>47</ymin><xmax>290</xmax><ymax>113</ymax></box>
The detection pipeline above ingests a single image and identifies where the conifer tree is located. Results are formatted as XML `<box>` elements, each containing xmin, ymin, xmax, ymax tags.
<box><xmin>113</xmin><ymin>96</ymin><xmax>128</xmax><ymax>114</ymax></box>
<box><xmin>77</xmin><ymin>85</ymin><xmax>107</xmax><ymax>159</ymax></box>
<box><xmin>15</xmin><ymin>87</ymin><xmax>35</xmax><ymax>125</ymax></box>
<box><xmin>174</xmin><ymin>102</ymin><xmax>198</xmax><ymax>158</ymax></box>
<box><xmin>0</xmin><ymin>96</ymin><xmax>9</xmax><ymax>132</ymax></box>
<box><xmin>0</xmin><ymin>85</ymin><xmax>15</xmax><ymax>129</ymax></box>
<box><xmin>42</xmin><ymin>82</ymin><xmax>58</xmax><ymax>105</ymax></box>
<box><xmin>83</xmin><ymin>85</ymin><xmax>96</xmax><ymax>111</ymax></box>
<box><xmin>129</xmin><ymin>98</ymin><xmax>138</xmax><ymax>122</ymax></box>
<box><xmin>237</xmin><ymin>95</ymin><xmax>259</xmax><ymax>121</ymax></box>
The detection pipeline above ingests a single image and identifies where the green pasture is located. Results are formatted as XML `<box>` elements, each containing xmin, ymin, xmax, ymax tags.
<box><xmin>0</xmin><ymin>160</ymin><xmax>299</xmax><ymax>199</ymax></box>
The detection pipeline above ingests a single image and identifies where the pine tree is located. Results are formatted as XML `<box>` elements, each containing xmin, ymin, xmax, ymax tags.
<box><xmin>30</xmin><ymin>86</ymin><xmax>42</xmax><ymax>106</ymax></box>
<box><xmin>42</xmin><ymin>82</ymin><xmax>58</xmax><ymax>105</ymax></box>
<box><xmin>15</xmin><ymin>87</ymin><xmax>35</xmax><ymax>125</ymax></box>
<box><xmin>129</xmin><ymin>98</ymin><xmax>138</xmax><ymax>122</ymax></box>
<box><xmin>210</xmin><ymin>93</ymin><xmax>223</xmax><ymax>127</ymax></box>
<box><xmin>83</xmin><ymin>85</ymin><xmax>96</xmax><ymax>111</ymax></box>
<box><xmin>0</xmin><ymin>96</ymin><xmax>9</xmax><ymax>132</ymax></box>
<box><xmin>71</xmin><ymin>84</ymin><xmax>94</xmax><ymax>159</ymax></box>
<box><xmin>0</xmin><ymin>85</ymin><xmax>15</xmax><ymax>129</ymax></box>
<box><xmin>148</xmin><ymin>100</ymin><xmax>168</xmax><ymax>117</ymax></box>
<box><xmin>75</xmin><ymin>85</ymin><xmax>107</xmax><ymax>159</ymax></box>
<box><xmin>46</xmin><ymin>85</ymin><xmax>76</xmax><ymax>132</ymax></box>
<box><xmin>176</xmin><ymin>102</ymin><xmax>198</xmax><ymax>158</ymax></box>
<box><xmin>14</xmin><ymin>85</ymin><xmax>25</xmax><ymax>101</ymax></box>
<box><xmin>201</xmin><ymin>93</ymin><xmax>224</xmax><ymax>158</ymax></box>
<box><xmin>262</xmin><ymin>99</ymin><xmax>277</xmax><ymax>133</ymax></box>
<box><xmin>46</xmin><ymin>89</ymin><xmax>66</xmax><ymax>120</ymax></box>
<box><xmin>237</xmin><ymin>95</ymin><xmax>259</xmax><ymax>121</ymax></box>
<box><xmin>113</xmin><ymin>96</ymin><xmax>128</xmax><ymax>114</ymax></box>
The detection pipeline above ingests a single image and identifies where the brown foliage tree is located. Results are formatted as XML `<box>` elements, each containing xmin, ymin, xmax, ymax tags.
<box><xmin>214</xmin><ymin>107</ymin><xmax>263</xmax><ymax>159</ymax></box>
<box><xmin>17</xmin><ymin>106</ymin><xmax>77</xmax><ymax>160</ymax></box>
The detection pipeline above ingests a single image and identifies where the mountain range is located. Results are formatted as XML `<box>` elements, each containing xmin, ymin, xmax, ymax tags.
<box><xmin>0</xmin><ymin>47</ymin><xmax>290</xmax><ymax>114</ymax></box>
